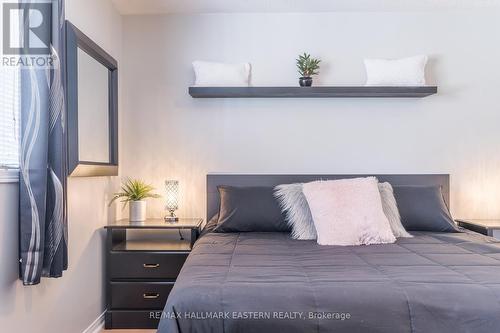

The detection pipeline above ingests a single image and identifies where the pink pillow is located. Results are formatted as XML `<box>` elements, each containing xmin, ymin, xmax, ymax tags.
<box><xmin>302</xmin><ymin>177</ymin><xmax>396</xmax><ymax>246</ymax></box>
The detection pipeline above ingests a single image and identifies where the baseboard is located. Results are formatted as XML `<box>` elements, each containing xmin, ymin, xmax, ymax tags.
<box><xmin>82</xmin><ymin>311</ymin><xmax>105</xmax><ymax>333</ymax></box>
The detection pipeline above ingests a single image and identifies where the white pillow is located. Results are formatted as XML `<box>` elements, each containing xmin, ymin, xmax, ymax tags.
<box><xmin>378</xmin><ymin>182</ymin><xmax>413</xmax><ymax>238</ymax></box>
<box><xmin>302</xmin><ymin>177</ymin><xmax>396</xmax><ymax>246</ymax></box>
<box><xmin>364</xmin><ymin>55</ymin><xmax>427</xmax><ymax>86</ymax></box>
<box><xmin>192</xmin><ymin>60</ymin><xmax>251</xmax><ymax>86</ymax></box>
<box><xmin>274</xmin><ymin>183</ymin><xmax>317</xmax><ymax>240</ymax></box>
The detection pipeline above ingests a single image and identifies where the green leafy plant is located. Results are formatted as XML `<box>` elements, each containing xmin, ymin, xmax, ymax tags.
<box><xmin>109</xmin><ymin>178</ymin><xmax>161</xmax><ymax>207</ymax></box>
<box><xmin>296</xmin><ymin>53</ymin><xmax>321</xmax><ymax>77</ymax></box>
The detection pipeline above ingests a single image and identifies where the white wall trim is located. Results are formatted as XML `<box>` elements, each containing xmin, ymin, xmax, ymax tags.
<box><xmin>0</xmin><ymin>169</ymin><xmax>19</xmax><ymax>183</ymax></box>
<box><xmin>82</xmin><ymin>311</ymin><xmax>105</xmax><ymax>333</ymax></box>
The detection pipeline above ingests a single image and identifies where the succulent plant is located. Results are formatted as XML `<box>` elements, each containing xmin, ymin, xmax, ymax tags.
<box><xmin>296</xmin><ymin>53</ymin><xmax>321</xmax><ymax>77</ymax></box>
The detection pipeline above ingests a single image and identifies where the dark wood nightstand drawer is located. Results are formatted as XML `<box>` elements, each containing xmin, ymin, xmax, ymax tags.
<box><xmin>105</xmin><ymin>218</ymin><xmax>203</xmax><ymax>329</ymax></box>
<box><xmin>106</xmin><ymin>310</ymin><xmax>161</xmax><ymax>329</ymax></box>
<box><xmin>110</xmin><ymin>281</ymin><xmax>174</xmax><ymax>309</ymax></box>
<box><xmin>109</xmin><ymin>252</ymin><xmax>188</xmax><ymax>279</ymax></box>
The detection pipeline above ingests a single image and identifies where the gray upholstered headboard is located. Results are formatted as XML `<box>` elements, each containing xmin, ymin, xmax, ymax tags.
<box><xmin>206</xmin><ymin>174</ymin><xmax>450</xmax><ymax>219</ymax></box>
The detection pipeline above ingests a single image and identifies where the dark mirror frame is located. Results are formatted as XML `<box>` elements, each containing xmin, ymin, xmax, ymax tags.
<box><xmin>66</xmin><ymin>20</ymin><xmax>118</xmax><ymax>177</ymax></box>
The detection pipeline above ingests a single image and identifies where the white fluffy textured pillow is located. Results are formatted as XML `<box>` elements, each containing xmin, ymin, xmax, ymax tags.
<box><xmin>303</xmin><ymin>177</ymin><xmax>396</xmax><ymax>246</ymax></box>
<box><xmin>192</xmin><ymin>60</ymin><xmax>251</xmax><ymax>86</ymax></box>
<box><xmin>378</xmin><ymin>182</ymin><xmax>413</xmax><ymax>238</ymax></box>
<box><xmin>364</xmin><ymin>55</ymin><xmax>427</xmax><ymax>86</ymax></box>
<box><xmin>274</xmin><ymin>183</ymin><xmax>317</xmax><ymax>240</ymax></box>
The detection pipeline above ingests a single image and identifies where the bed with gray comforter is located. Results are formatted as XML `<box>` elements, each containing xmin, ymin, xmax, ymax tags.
<box><xmin>157</xmin><ymin>229</ymin><xmax>500</xmax><ymax>333</ymax></box>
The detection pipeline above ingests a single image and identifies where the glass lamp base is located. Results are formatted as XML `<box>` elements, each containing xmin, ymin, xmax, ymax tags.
<box><xmin>164</xmin><ymin>211</ymin><xmax>179</xmax><ymax>223</ymax></box>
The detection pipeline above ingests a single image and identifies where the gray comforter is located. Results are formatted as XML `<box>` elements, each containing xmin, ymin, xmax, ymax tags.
<box><xmin>158</xmin><ymin>230</ymin><xmax>500</xmax><ymax>333</ymax></box>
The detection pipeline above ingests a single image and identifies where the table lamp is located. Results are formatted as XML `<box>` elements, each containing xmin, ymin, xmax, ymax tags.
<box><xmin>164</xmin><ymin>180</ymin><xmax>179</xmax><ymax>222</ymax></box>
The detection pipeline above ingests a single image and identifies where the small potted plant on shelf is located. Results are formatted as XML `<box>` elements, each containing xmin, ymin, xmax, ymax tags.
<box><xmin>296</xmin><ymin>53</ymin><xmax>321</xmax><ymax>87</ymax></box>
<box><xmin>109</xmin><ymin>178</ymin><xmax>161</xmax><ymax>222</ymax></box>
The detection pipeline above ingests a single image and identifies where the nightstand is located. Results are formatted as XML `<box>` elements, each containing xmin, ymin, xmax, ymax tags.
<box><xmin>104</xmin><ymin>218</ymin><xmax>203</xmax><ymax>329</ymax></box>
<box><xmin>456</xmin><ymin>219</ymin><xmax>500</xmax><ymax>239</ymax></box>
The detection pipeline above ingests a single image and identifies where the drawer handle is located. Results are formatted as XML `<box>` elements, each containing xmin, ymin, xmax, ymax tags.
<box><xmin>143</xmin><ymin>293</ymin><xmax>160</xmax><ymax>299</ymax></box>
<box><xmin>143</xmin><ymin>263</ymin><xmax>160</xmax><ymax>268</ymax></box>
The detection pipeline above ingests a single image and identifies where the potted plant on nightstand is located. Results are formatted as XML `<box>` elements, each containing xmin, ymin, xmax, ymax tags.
<box><xmin>296</xmin><ymin>53</ymin><xmax>321</xmax><ymax>87</ymax></box>
<box><xmin>109</xmin><ymin>178</ymin><xmax>160</xmax><ymax>222</ymax></box>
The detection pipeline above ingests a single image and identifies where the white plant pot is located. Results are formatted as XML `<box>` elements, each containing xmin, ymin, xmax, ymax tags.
<box><xmin>129</xmin><ymin>200</ymin><xmax>147</xmax><ymax>222</ymax></box>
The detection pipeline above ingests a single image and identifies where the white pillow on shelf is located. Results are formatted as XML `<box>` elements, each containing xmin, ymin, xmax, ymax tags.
<box><xmin>192</xmin><ymin>60</ymin><xmax>251</xmax><ymax>86</ymax></box>
<box><xmin>364</xmin><ymin>55</ymin><xmax>428</xmax><ymax>86</ymax></box>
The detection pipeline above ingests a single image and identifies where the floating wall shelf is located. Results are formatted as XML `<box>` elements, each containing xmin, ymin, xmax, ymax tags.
<box><xmin>189</xmin><ymin>86</ymin><xmax>437</xmax><ymax>98</ymax></box>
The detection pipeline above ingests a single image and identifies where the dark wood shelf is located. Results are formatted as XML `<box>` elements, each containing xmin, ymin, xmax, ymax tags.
<box><xmin>189</xmin><ymin>86</ymin><xmax>437</xmax><ymax>98</ymax></box>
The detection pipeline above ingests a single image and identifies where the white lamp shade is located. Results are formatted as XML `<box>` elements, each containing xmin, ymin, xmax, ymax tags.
<box><xmin>165</xmin><ymin>180</ymin><xmax>179</xmax><ymax>211</ymax></box>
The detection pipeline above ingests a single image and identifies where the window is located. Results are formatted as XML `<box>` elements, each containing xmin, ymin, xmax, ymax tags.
<box><xmin>0</xmin><ymin>66</ymin><xmax>20</xmax><ymax>170</ymax></box>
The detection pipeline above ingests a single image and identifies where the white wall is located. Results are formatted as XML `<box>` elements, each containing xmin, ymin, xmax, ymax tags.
<box><xmin>2</xmin><ymin>7</ymin><xmax>500</xmax><ymax>333</ymax></box>
<box><xmin>121</xmin><ymin>10</ymin><xmax>500</xmax><ymax>221</ymax></box>
<box><xmin>0</xmin><ymin>0</ymin><xmax>122</xmax><ymax>332</ymax></box>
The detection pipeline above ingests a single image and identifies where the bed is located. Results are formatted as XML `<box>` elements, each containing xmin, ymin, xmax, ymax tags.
<box><xmin>157</xmin><ymin>174</ymin><xmax>500</xmax><ymax>333</ymax></box>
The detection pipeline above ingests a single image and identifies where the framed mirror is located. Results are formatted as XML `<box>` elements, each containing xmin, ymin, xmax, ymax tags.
<box><xmin>66</xmin><ymin>21</ymin><xmax>118</xmax><ymax>177</ymax></box>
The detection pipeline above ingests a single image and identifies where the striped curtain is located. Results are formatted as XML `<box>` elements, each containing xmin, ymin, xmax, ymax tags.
<box><xmin>19</xmin><ymin>0</ymin><xmax>68</xmax><ymax>285</ymax></box>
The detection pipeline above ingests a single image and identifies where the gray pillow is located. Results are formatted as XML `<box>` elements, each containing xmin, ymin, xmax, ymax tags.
<box><xmin>200</xmin><ymin>214</ymin><xmax>218</xmax><ymax>237</ymax></box>
<box><xmin>393</xmin><ymin>185</ymin><xmax>459</xmax><ymax>232</ymax></box>
<box><xmin>274</xmin><ymin>183</ymin><xmax>317</xmax><ymax>240</ymax></box>
<box><xmin>214</xmin><ymin>186</ymin><xmax>289</xmax><ymax>233</ymax></box>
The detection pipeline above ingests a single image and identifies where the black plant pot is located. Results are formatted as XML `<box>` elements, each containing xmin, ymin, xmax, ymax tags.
<box><xmin>299</xmin><ymin>77</ymin><xmax>313</xmax><ymax>87</ymax></box>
